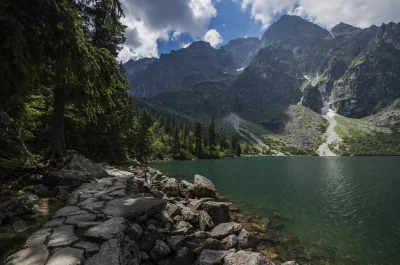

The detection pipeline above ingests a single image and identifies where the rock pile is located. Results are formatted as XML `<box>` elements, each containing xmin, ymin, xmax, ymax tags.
<box><xmin>4</xmin><ymin>165</ymin><xmax>299</xmax><ymax>265</ymax></box>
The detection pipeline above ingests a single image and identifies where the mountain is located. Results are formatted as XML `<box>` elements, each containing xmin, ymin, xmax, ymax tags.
<box><xmin>125</xmin><ymin>15</ymin><xmax>400</xmax><ymax>155</ymax></box>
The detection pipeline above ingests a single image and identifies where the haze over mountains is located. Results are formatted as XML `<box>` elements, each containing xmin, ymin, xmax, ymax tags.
<box><xmin>124</xmin><ymin>15</ymin><xmax>400</xmax><ymax>154</ymax></box>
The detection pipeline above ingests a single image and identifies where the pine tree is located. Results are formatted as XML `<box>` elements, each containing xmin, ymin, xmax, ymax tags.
<box><xmin>194</xmin><ymin>122</ymin><xmax>203</xmax><ymax>156</ymax></box>
<box><xmin>235</xmin><ymin>142</ymin><xmax>242</xmax><ymax>157</ymax></box>
<box><xmin>134</xmin><ymin>109</ymin><xmax>152</xmax><ymax>160</ymax></box>
<box><xmin>172</xmin><ymin>127</ymin><xmax>180</xmax><ymax>155</ymax></box>
<box><xmin>208</xmin><ymin>116</ymin><xmax>216</xmax><ymax>153</ymax></box>
<box><xmin>231</xmin><ymin>134</ymin><xmax>238</xmax><ymax>152</ymax></box>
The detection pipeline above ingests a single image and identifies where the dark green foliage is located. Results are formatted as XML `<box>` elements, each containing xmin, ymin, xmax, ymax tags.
<box><xmin>208</xmin><ymin>116</ymin><xmax>216</xmax><ymax>153</ymax></box>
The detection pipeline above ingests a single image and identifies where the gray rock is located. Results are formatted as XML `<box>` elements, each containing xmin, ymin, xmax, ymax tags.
<box><xmin>181</xmin><ymin>208</ymin><xmax>199</xmax><ymax>224</ymax></box>
<box><xmin>193</xmin><ymin>175</ymin><xmax>216</xmax><ymax>198</ymax></box>
<box><xmin>150</xmin><ymin>239</ymin><xmax>172</xmax><ymax>261</ymax></box>
<box><xmin>139</xmin><ymin>224</ymin><xmax>159</xmax><ymax>252</ymax></box>
<box><xmin>73</xmin><ymin>241</ymin><xmax>100</xmax><ymax>258</ymax></box>
<box><xmin>167</xmin><ymin>204</ymin><xmax>181</xmax><ymax>218</ymax></box>
<box><xmin>221</xmin><ymin>235</ymin><xmax>238</xmax><ymax>250</ymax></box>
<box><xmin>108</xmin><ymin>189</ymin><xmax>126</xmax><ymax>198</ymax></box>
<box><xmin>43</xmin><ymin>218</ymin><xmax>65</xmax><ymax>229</ymax></box>
<box><xmin>52</xmin><ymin>206</ymin><xmax>80</xmax><ymax>219</ymax></box>
<box><xmin>102</xmin><ymin>196</ymin><xmax>166</xmax><ymax>220</ymax></box>
<box><xmin>174</xmin><ymin>220</ymin><xmax>194</xmax><ymax>235</ymax></box>
<box><xmin>140</xmin><ymin>251</ymin><xmax>151</xmax><ymax>262</ymax></box>
<box><xmin>47</xmin><ymin>225</ymin><xmax>77</xmax><ymax>247</ymax></box>
<box><xmin>12</xmin><ymin>218</ymin><xmax>28</xmax><ymax>233</ymax></box>
<box><xmin>179</xmin><ymin>180</ymin><xmax>195</xmax><ymax>198</ymax></box>
<box><xmin>166</xmin><ymin>235</ymin><xmax>185</xmax><ymax>251</ymax></box>
<box><xmin>174</xmin><ymin>247</ymin><xmax>193</xmax><ymax>265</ymax></box>
<box><xmin>5</xmin><ymin>244</ymin><xmax>49</xmax><ymax>265</ymax></box>
<box><xmin>0</xmin><ymin>194</ymin><xmax>39</xmax><ymax>220</ymax></box>
<box><xmin>75</xmin><ymin>221</ymin><xmax>103</xmax><ymax>228</ymax></box>
<box><xmin>199</xmin><ymin>210</ymin><xmax>214</xmax><ymax>231</ymax></box>
<box><xmin>46</xmin><ymin>247</ymin><xmax>84</xmax><ymax>265</ymax></box>
<box><xmin>237</xmin><ymin>229</ymin><xmax>256</xmax><ymax>249</ymax></box>
<box><xmin>93</xmin><ymin>186</ymin><xmax>126</xmax><ymax>198</ymax></box>
<box><xmin>65</xmin><ymin>213</ymin><xmax>96</xmax><ymax>225</ymax></box>
<box><xmin>197</xmin><ymin>249</ymin><xmax>231</xmax><ymax>265</ymax></box>
<box><xmin>53</xmin><ymin>186</ymin><xmax>69</xmax><ymax>198</ymax></box>
<box><xmin>282</xmin><ymin>262</ymin><xmax>299</xmax><ymax>265</ymax></box>
<box><xmin>202</xmin><ymin>202</ymin><xmax>229</xmax><ymax>226</ymax></box>
<box><xmin>188</xmin><ymin>198</ymin><xmax>214</xmax><ymax>211</ymax></box>
<box><xmin>210</xmin><ymin>222</ymin><xmax>242</xmax><ymax>239</ymax></box>
<box><xmin>126</xmin><ymin>223</ymin><xmax>143</xmax><ymax>242</ymax></box>
<box><xmin>67</xmin><ymin>192</ymin><xmax>79</xmax><ymax>205</ymax></box>
<box><xmin>24</xmin><ymin>228</ymin><xmax>52</xmax><ymax>247</ymax></box>
<box><xmin>85</xmin><ymin>234</ymin><xmax>140</xmax><ymax>265</ymax></box>
<box><xmin>202</xmin><ymin>238</ymin><xmax>222</xmax><ymax>250</ymax></box>
<box><xmin>223</xmin><ymin>250</ymin><xmax>275</xmax><ymax>265</ymax></box>
<box><xmin>163</xmin><ymin>178</ymin><xmax>180</xmax><ymax>196</ymax></box>
<box><xmin>81</xmin><ymin>201</ymin><xmax>104</xmax><ymax>212</ymax></box>
<box><xmin>84</xmin><ymin>217</ymin><xmax>127</xmax><ymax>242</ymax></box>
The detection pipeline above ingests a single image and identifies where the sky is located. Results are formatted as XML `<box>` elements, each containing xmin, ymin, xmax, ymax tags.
<box><xmin>117</xmin><ymin>0</ymin><xmax>400</xmax><ymax>63</ymax></box>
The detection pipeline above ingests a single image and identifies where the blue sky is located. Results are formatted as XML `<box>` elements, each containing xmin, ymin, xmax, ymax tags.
<box><xmin>118</xmin><ymin>0</ymin><xmax>400</xmax><ymax>63</ymax></box>
<box><xmin>157</xmin><ymin>0</ymin><xmax>266</xmax><ymax>55</ymax></box>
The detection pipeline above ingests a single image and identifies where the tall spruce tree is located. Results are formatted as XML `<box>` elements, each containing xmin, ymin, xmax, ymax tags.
<box><xmin>194</xmin><ymin>122</ymin><xmax>203</xmax><ymax>156</ymax></box>
<box><xmin>208</xmin><ymin>116</ymin><xmax>216</xmax><ymax>153</ymax></box>
<box><xmin>172</xmin><ymin>127</ymin><xmax>180</xmax><ymax>155</ymax></box>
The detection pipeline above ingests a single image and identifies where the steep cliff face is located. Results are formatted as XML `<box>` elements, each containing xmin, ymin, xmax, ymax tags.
<box><xmin>331</xmin><ymin>39</ymin><xmax>400</xmax><ymax>117</ymax></box>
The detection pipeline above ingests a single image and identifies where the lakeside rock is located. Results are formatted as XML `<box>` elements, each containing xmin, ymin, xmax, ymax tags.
<box><xmin>3</xmin><ymin>162</ymin><xmax>297</xmax><ymax>265</ymax></box>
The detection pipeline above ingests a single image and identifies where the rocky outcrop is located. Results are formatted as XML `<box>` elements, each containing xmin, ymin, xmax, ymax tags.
<box><xmin>0</xmin><ymin>193</ymin><xmax>39</xmax><ymax>221</ymax></box>
<box><xmin>4</xmin><ymin>164</ymin><xmax>296</xmax><ymax>265</ymax></box>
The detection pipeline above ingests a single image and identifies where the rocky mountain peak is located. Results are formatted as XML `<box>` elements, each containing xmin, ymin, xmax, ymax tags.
<box><xmin>331</xmin><ymin>22</ymin><xmax>360</xmax><ymax>37</ymax></box>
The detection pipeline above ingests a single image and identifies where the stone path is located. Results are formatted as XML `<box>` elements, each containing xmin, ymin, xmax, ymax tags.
<box><xmin>4</xmin><ymin>165</ymin><xmax>299</xmax><ymax>265</ymax></box>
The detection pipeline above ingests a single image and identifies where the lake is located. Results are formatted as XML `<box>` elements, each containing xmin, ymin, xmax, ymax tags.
<box><xmin>151</xmin><ymin>156</ymin><xmax>400</xmax><ymax>265</ymax></box>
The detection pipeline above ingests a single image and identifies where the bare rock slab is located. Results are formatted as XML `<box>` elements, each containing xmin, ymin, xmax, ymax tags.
<box><xmin>224</xmin><ymin>250</ymin><xmax>276</xmax><ymax>265</ymax></box>
<box><xmin>73</xmin><ymin>241</ymin><xmax>100</xmax><ymax>258</ymax></box>
<box><xmin>210</xmin><ymin>222</ymin><xmax>242</xmax><ymax>239</ymax></box>
<box><xmin>102</xmin><ymin>196</ymin><xmax>166</xmax><ymax>220</ymax></box>
<box><xmin>197</xmin><ymin>249</ymin><xmax>232</xmax><ymax>265</ymax></box>
<box><xmin>47</xmin><ymin>225</ymin><xmax>77</xmax><ymax>247</ymax></box>
<box><xmin>24</xmin><ymin>228</ymin><xmax>52</xmax><ymax>247</ymax></box>
<box><xmin>43</xmin><ymin>218</ymin><xmax>65</xmax><ymax>229</ymax></box>
<box><xmin>46</xmin><ymin>247</ymin><xmax>84</xmax><ymax>265</ymax></box>
<box><xmin>5</xmin><ymin>244</ymin><xmax>49</xmax><ymax>265</ymax></box>
<box><xmin>84</xmin><ymin>217</ymin><xmax>127</xmax><ymax>242</ymax></box>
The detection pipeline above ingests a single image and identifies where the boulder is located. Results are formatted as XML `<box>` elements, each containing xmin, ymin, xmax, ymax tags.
<box><xmin>179</xmin><ymin>180</ymin><xmax>195</xmax><ymax>198</ymax></box>
<box><xmin>46</xmin><ymin>247</ymin><xmax>84</xmax><ymax>265</ymax></box>
<box><xmin>52</xmin><ymin>206</ymin><xmax>80</xmax><ymax>219</ymax></box>
<box><xmin>43</xmin><ymin>218</ymin><xmax>65</xmax><ymax>229</ymax></box>
<box><xmin>85</xmin><ymin>235</ymin><xmax>141</xmax><ymax>265</ymax></box>
<box><xmin>126</xmin><ymin>223</ymin><xmax>143</xmax><ymax>242</ymax></box>
<box><xmin>174</xmin><ymin>221</ymin><xmax>194</xmax><ymax>235</ymax></box>
<box><xmin>282</xmin><ymin>262</ymin><xmax>299</xmax><ymax>265</ymax></box>
<box><xmin>202</xmin><ymin>202</ymin><xmax>229</xmax><ymax>225</ymax></box>
<box><xmin>210</xmin><ymin>222</ymin><xmax>242</xmax><ymax>239</ymax></box>
<box><xmin>197</xmin><ymin>249</ymin><xmax>232</xmax><ymax>265</ymax></box>
<box><xmin>12</xmin><ymin>218</ymin><xmax>28</xmax><ymax>233</ymax></box>
<box><xmin>202</xmin><ymin>238</ymin><xmax>222</xmax><ymax>250</ymax></box>
<box><xmin>150</xmin><ymin>239</ymin><xmax>172</xmax><ymax>261</ymax></box>
<box><xmin>199</xmin><ymin>210</ymin><xmax>214</xmax><ymax>231</ymax></box>
<box><xmin>189</xmin><ymin>198</ymin><xmax>214</xmax><ymax>210</ymax></box>
<box><xmin>166</xmin><ymin>235</ymin><xmax>185</xmax><ymax>251</ymax></box>
<box><xmin>181</xmin><ymin>208</ymin><xmax>199</xmax><ymax>224</ymax></box>
<box><xmin>65</xmin><ymin>213</ymin><xmax>96</xmax><ymax>225</ymax></box>
<box><xmin>5</xmin><ymin>244</ymin><xmax>49</xmax><ymax>265</ymax></box>
<box><xmin>73</xmin><ymin>241</ymin><xmax>100</xmax><ymax>258</ymax></box>
<box><xmin>84</xmin><ymin>217</ymin><xmax>127</xmax><ymax>242</ymax></box>
<box><xmin>0</xmin><ymin>193</ymin><xmax>39</xmax><ymax>220</ymax></box>
<box><xmin>102</xmin><ymin>195</ymin><xmax>166</xmax><ymax>220</ymax></box>
<box><xmin>47</xmin><ymin>225</ymin><xmax>77</xmax><ymax>247</ymax></box>
<box><xmin>221</xmin><ymin>235</ymin><xmax>238</xmax><ymax>250</ymax></box>
<box><xmin>163</xmin><ymin>178</ymin><xmax>180</xmax><ymax>196</ymax></box>
<box><xmin>174</xmin><ymin>247</ymin><xmax>193</xmax><ymax>265</ymax></box>
<box><xmin>140</xmin><ymin>251</ymin><xmax>151</xmax><ymax>262</ymax></box>
<box><xmin>193</xmin><ymin>175</ymin><xmax>215</xmax><ymax>198</ymax></box>
<box><xmin>223</xmin><ymin>250</ymin><xmax>275</xmax><ymax>265</ymax></box>
<box><xmin>237</xmin><ymin>229</ymin><xmax>256</xmax><ymax>249</ymax></box>
<box><xmin>167</xmin><ymin>204</ymin><xmax>181</xmax><ymax>218</ymax></box>
<box><xmin>139</xmin><ymin>224</ymin><xmax>159</xmax><ymax>252</ymax></box>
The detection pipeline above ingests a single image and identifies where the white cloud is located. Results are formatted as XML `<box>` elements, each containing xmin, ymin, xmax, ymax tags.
<box><xmin>239</xmin><ymin>0</ymin><xmax>400</xmax><ymax>29</ymax></box>
<box><xmin>180</xmin><ymin>42</ymin><xmax>192</xmax><ymax>48</ymax></box>
<box><xmin>118</xmin><ymin>0</ymin><xmax>217</xmax><ymax>62</ymax></box>
<box><xmin>202</xmin><ymin>29</ymin><xmax>223</xmax><ymax>47</ymax></box>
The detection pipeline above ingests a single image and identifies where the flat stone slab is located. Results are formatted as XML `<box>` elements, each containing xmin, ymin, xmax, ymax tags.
<box><xmin>75</xmin><ymin>221</ymin><xmax>103</xmax><ymax>228</ymax></box>
<box><xmin>46</xmin><ymin>247</ymin><xmax>84</xmax><ymax>265</ymax></box>
<box><xmin>24</xmin><ymin>228</ymin><xmax>52</xmax><ymax>247</ymax></box>
<box><xmin>5</xmin><ymin>244</ymin><xmax>49</xmax><ymax>265</ymax></box>
<box><xmin>224</xmin><ymin>250</ymin><xmax>275</xmax><ymax>265</ymax></box>
<box><xmin>52</xmin><ymin>206</ymin><xmax>80</xmax><ymax>219</ymax></box>
<box><xmin>210</xmin><ymin>222</ymin><xmax>242</xmax><ymax>239</ymax></box>
<box><xmin>47</xmin><ymin>225</ymin><xmax>77</xmax><ymax>247</ymax></box>
<box><xmin>81</xmin><ymin>201</ymin><xmax>104</xmax><ymax>212</ymax></box>
<box><xmin>102</xmin><ymin>196</ymin><xmax>166</xmax><ymax>219</ymax></box>
<box><xmin>84</xmin><ymin>217</ymin><xmax>127</xmax><ymax>241</ymax></box>
<box><xmin>198</xmin><ymin>249</ymin><xmax>231</xmax><ymax>265</ymax></box>
<box><xmin>73</xmin><ymin>241</ymin><xmax>100</xmax><ymax>258</ymax></box>
<box><xmin>65</xmin><ymin>213</ymin><xmax>96</xmax><ymax>225</ymax></box>
<box><xmin>43</xmin><ymin>218</ymin><xmax>65</xmax><ymax>228</ymax></box>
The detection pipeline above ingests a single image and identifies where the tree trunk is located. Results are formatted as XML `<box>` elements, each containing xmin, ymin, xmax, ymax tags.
<box><xmin>42</xmin><ymin>84</ymin><xmax>66</xmax><ymax>161</ymax></box>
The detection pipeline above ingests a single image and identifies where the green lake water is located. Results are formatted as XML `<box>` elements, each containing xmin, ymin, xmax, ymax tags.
<box><xmin>151</xmin><ymin>156</ymin><xmax>400</xmax><ymax>265</ymax></box>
